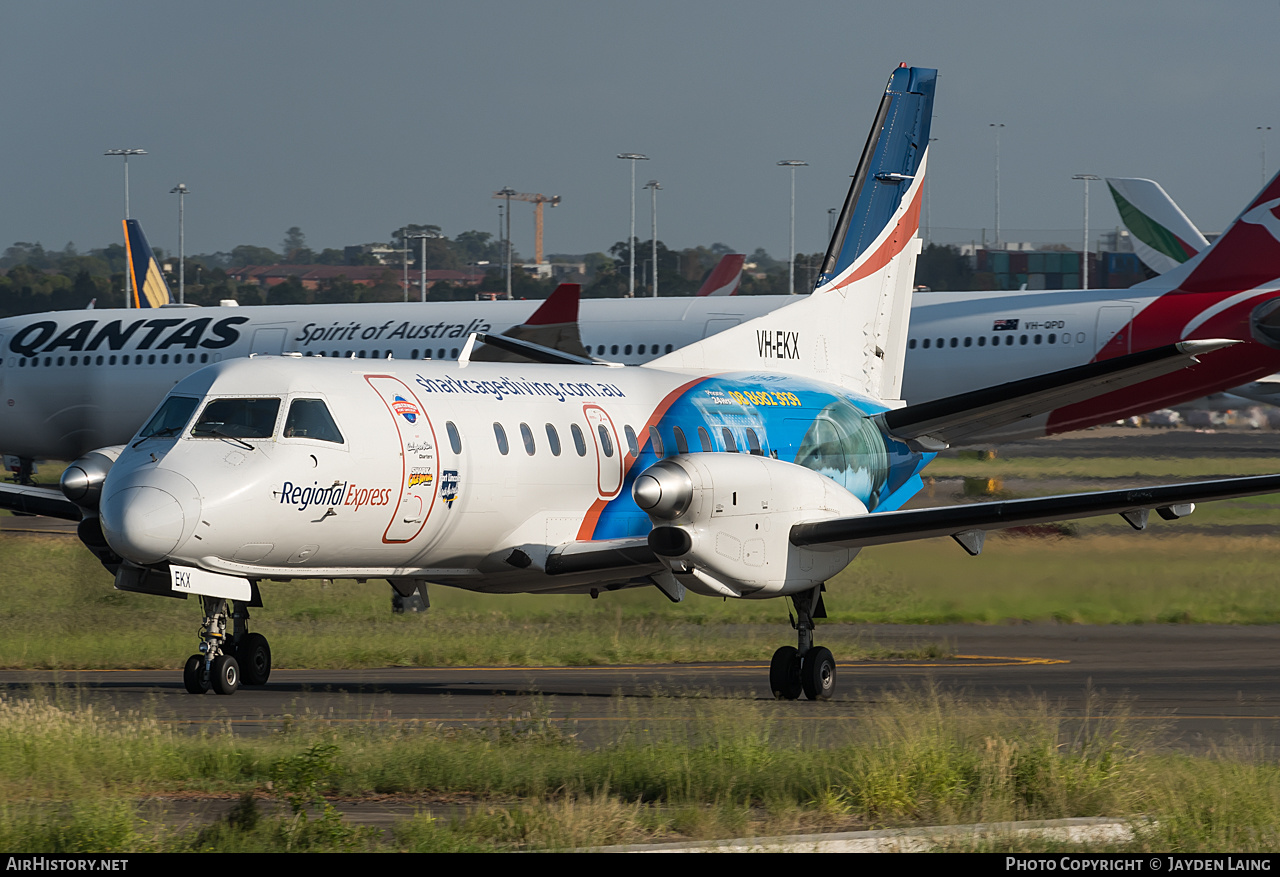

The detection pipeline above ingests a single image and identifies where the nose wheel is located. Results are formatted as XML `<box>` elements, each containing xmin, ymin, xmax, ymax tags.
<box><xmin>770</xmin><ymin>585</ymin><xmax>836</xmax><ymax>701</ymax></box>
<box><xmin>183</xmin><ymin>596</ymin><xmax>270</xmax><ymax>695</ymax></box>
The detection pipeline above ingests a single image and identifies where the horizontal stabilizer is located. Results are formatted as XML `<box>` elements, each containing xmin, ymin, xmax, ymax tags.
<box><xmin>791</xmin><ymin>473</ymin><xmax>1280</xmax><ymax>551</ymax></box>
<box><xmin>0</xmin><ymin>482</ymin><xmax>82</xmax><ymax>520</ymax></box>
<box><xmin>878</xmin><ymin>339</ymin><xmax>1237</xmax><ymax>450</ymax></box>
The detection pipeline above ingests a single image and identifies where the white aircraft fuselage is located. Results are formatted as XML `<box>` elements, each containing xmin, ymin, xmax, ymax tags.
<box><xmin>102</xmin><ymin>355</ymin><xmax>908</xmax><ymax>598</ymax></box>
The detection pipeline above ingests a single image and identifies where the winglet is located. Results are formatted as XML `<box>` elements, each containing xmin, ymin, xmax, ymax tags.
<box><xmin>525</xmin><ymin>283</ymin><xmax>580</xmax><ymax>325</ymax></box>
<box><xmin>695</xmin><ymin>255</ymin><xmax>745</xmax><ymax>296</ymax></box>
<box><xmin>469</xmin><ymin>283</ymin><xmax>591</xmax><ymax>361</ymax></box>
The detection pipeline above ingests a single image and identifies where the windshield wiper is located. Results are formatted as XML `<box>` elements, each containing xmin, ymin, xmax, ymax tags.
<box><xmin>192</xmin><ymin>424</ymin><xmax>256</xmax><ymax>450</ymax></box>
<box><xmin>131</xmin><ymin>426</ymin><xmax>181</xmax><ymax>448</ymax></box>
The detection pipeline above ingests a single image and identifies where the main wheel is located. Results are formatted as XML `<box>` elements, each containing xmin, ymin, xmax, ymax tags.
<box><xmin>237</xmin><ymin>633</ymin><xmax>272</xmax><ymax>686</ymax></box>
<box><xmin>210</xmin><ymin>654</ymin><xmax>241</xmax><ymax>696</ymax></box>
<box><xmin>183</xmin><ymin>654</ymin><xmax>210</xmax><ymax>694</ymax></box>
<box><xmin>769</xmin><ymin>645</ymin><xmax>803</xmax><ymax>700</ymax></box>
<box><xmin>801</xmin><ymin>647</ymin><xmax>837</xmax><ymax>701</ymax></box>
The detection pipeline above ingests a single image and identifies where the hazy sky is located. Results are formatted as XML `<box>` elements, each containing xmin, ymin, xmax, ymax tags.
<box><xmin>3</xmin><ymin>1</ymin><xmax>1277</xmax><ymax>261</ymax></box>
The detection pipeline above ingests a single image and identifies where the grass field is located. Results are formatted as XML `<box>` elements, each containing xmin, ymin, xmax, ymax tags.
<box><xmin>2</xmin><ymin>686</ymin><xmax>1277</xmax><ymax>852</ymax></box>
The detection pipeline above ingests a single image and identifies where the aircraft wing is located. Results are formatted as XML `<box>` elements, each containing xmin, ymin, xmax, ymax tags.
<box><xmin>0</xmin><ymin>482</ymin><xmax>82</xmax><ymax>520</ymax></box>
<box><xmin>544</xmin><ymin>536</ymin><xmax>658</xmax><ymax>575</ymax></box>
<box><xmin>877</xmin><ymin>339</ymin><xmax>1236</xmax><ymax>451</ymax></box>
<box><xmin>790</xmin><ymin>473</ymin><xmax>1280</xmax><ymax>555</ymax></box>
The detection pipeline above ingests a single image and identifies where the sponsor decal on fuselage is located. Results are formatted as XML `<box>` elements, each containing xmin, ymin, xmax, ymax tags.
<box><xmin>8</xmin><ymin>316</ymin><xmax>249</xmax><ymax>357</ymax></box>
<box><xmin>278</xmin><ymin>480</ymin><xmax>393</xmax><ymax>512</ymax></box>
<box><xmin>294</xmin><ymin>318</ymin><xmax>492</xmax><ymax>346</ymax></box>
<box><xmin>392</xmin><ymin>395</ymin><xmax>419</xmax><ymax>423</ymax></box>
<box><xmin>408</xmin><ymin>468</ymin><xmax>433</xmax><ymax>489</ymax></box>
<box><xmin>414</xmin><ymin>373</ymin><xmax>626</xmax><ymax>403</ymax></box>
<box><xmin>440</xmin><ymin>469</ymin><xmax>459</xmax><ymax>508</ymax></box>
<box><xmin>407</xmin><ymin>440</ymin><xmax>433</xmax><ymax>459</ymax></box>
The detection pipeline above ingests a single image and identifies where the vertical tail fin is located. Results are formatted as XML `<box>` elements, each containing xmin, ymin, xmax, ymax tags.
<box><xmin>123</xmin><ymin>219</ymin><xmax>173</xmax><ymax>308</ymax></box>
<box><xmin>1106</xmin><ymin>178</ymin><xmax>1208</xmax><ymax>275</ymax></box>
<box><xmin>648</xmin><ymin>65</ymin><xmax>936</xmax><ymax>406</ymax></box>
<box><xmin>695</xmin><ymin>254</ymin><xmax>745</xmax><ymax>296</ymax></box>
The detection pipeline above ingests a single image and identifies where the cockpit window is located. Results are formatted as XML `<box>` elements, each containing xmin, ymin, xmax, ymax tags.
<box><xmin>191</xmin><ymin>398</ymin><xmax>281</xmax><ymax>439</ymax></box>
<box><xmin>138</xmin><ymin>395</ymin><xmax>199</xmax><ymax>440</ymax></box>
<box><xmin>283</xmin><ymin>398</ymin><xmax>344</xmax><ymax>443</ymax></box>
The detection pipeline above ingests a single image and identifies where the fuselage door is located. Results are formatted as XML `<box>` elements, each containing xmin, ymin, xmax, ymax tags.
<box><xmin>1095</xmin><ymin>307</ymin><xmax>1133</xmax><ymax>357</ymax></box>
<box><xmin>250</xmin><ymin>328</ymin><xmax>287</xmax><ymax>356</ymax></box>
<box><xmin>582</xmin><ymin>404</ymin><xmax>623</xmax><ymax>499</ymax></box>
<box><xmin>364</xmin><ymin>375</ymin><xmax>439</xmax><ymax>543</ymax></box>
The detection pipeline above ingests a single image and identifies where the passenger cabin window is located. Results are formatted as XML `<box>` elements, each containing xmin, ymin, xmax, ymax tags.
<box><xmin>283</xmin><ymin>399</ymin><xmax>344</xmax><ymax>443</ymax></box>
<box><xmin>648</xmin><ymin>425</ymin><xmax>664</xmax><ymax>457</ymax></box>
<box><xmin>673</xmin><ymin>426</ymin><xmax>689</xmax><ymax>454</ymax></box>
<box><xmin>745</xmin><ymin>427</ymin><xmax>762</xmax><ymax>455</ymax></box>
<box><xmin>545</xmin><ymin>424</ymin><xmax>561</xmax><ymax>456</ymax></box>
<box><xmin>192</xmin><ymin>398</ymin><xmax>281</xmax><ymax>439</ymax></box>
<box><xmin>697</xmin><ymin>426</ymin><xmax>712</xmax><ymax>452</ymax></box>
<box><xmin>138</xmin><ymin>395</ymin><xmax>199</xmax><ymax>440</ymax></box>
<box><xmin>571</xmin><ymin>423</ymin><xmax>587</xmax><ymax>456</ymax></box>
<box><xmin>493</xmin><ymin>423</ymin><xmax>509</xmax><ymax>455</ymax></box>
<box><xmin>520</xmin><ymin>422</ymin><xmax>536</xmax><ymax>456</ymax></box>
<box><xmin>722</xmin><ymin>427</ymin><xmax>738</xmax><ymax>453</ymax></box>
<box><xmin>597</xmin><ymin>424</ymin><xmax>615</xmax><ymax>457</ymax></box>
<box><xmin>446</xmin><ymin>421</ymin><xmax>462</xmax><ymax>454</ymax></box>
<box><xmin>624</xmin><ymin>425</ymin><xmax>639</xmax><ymax>458</ymax></box>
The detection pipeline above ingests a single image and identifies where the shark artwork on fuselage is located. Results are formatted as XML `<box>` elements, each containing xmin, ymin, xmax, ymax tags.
<box><xmin>17</xmin><ymin>66</ymin><xmax>1280</xmax><ymax>704</ymax></box>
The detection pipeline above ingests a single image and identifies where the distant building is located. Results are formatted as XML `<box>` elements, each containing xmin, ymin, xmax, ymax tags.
<box><xmin>229</xmin><ymin>265</ymin><xmax>484</xmax><ymax>290</ymax></box>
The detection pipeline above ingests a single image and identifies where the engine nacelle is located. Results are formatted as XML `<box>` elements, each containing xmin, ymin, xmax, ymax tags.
<box><xmin>633</xmin><ymin>454</ymin><xmax>865</xmax><ymax>598</ymax></box>
<box><xmin>60</xmin><ymin>445</ymin><xmax>125</xmax><ymax>512</ymax></box>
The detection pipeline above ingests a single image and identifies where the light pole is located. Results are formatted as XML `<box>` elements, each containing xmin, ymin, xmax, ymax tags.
<box><xmin>1259</xmin><ymin>127</ymin><xmax>1272</xmax><ymax>186</ymax></box>
<box><xmin>777</xmin><ymin>160</ymin><xmax>808</xmax><ymax>295</ymax></box>
<box><xmin>827</xmin><ymin>207</ymin><xmax>838</xmax><ymax>242</ymax></box>
<box><xmin>409</xmin><ymin>232</ymin><xmax>439</xmax><ymax>302</ymax></box>
<box><xmin>105</xmin><ymin>148</ymin><xmax>146</xmax><ymax>307</ymax></box>
<box><xmin>924</xmin><ymin>137</ymin><xmax>938</xmax><ymax>247</ymax></box>
<box><xmin>989</xmin><ymin>124</ymin><xmax>1004</xmax><ymax>249</ymax></box>
<box><xmin>496</xmin><ymin>187</ymin><xmax>516</xmax><ymax>299</ymax></box>
<box><xmin>1072</xmin><ymin>174</ymin><xmax>1100</xmax><ymax>290</ymax></box>
<box><xmin>169</xmin><ymin>183</ymin><xmax>189</xmax><ymax>304</ymax></box>
<box><xmin>401</xmin><ymin>226</ymin><xmax>409</xmax><ymax>301</ymax></box>
<box><xmin>617</xmin><ymin>154</ymin><xmax>649</xmax><ymax>296</ymax></box>
<box><xmin>643</xmin><ymin>180</ymin><xmax>661</xmax><ymax>296</ymax></box>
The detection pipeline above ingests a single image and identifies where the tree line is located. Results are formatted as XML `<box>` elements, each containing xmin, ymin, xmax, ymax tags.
<box><xmin>0</xmin><ymin>227</ymin><xmax>976</xmax><ymax>316</ymax></box>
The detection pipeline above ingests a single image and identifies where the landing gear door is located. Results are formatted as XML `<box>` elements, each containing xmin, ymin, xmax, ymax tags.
<box><xmin>364</xmin><ymin>375</ymin><xmax>438</xmax><ymax>544</ymax></box>
<box><xmin>583</xmin><ymin>404</ymin><xmax>623</xmax><ymax>499</ymax></box>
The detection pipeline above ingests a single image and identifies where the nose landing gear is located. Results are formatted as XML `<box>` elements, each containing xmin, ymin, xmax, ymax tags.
<box><xmin>182</xmin><ymin>596</ymin><xmax>271</xmax><ymax>695</ymax></box>
<box><xmin>770</xmin><ymin>584</ymin><xmax>836</xmax><ymax>701</ymax></box>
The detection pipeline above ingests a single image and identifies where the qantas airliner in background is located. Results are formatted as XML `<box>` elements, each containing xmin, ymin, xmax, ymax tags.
<box><xmin>18</xmin><ymin>64</ymin><xmax>1280</xmax><ymax>700</ymax></box>
<box><xmin>8</xmin><ymin>160</ymin><xmax>1280</xmax><ymax>471</ymax></box>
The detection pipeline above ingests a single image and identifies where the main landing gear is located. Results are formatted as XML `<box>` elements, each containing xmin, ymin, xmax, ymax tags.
<box><xmin>183</xmin><ymin>596</ymin><xmax>272</xmax><ymax>695</ymax></box>
<box><xmin>769</xmin><ymin>584</ymin><xmax>836</xmax><ymax>701</ymax></box>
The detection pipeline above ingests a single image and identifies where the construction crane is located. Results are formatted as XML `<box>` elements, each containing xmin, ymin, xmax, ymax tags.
<box><xmin>491</xmin><ymin>190</ymin><xmax>561</xmax><ymax>264</ymax></box>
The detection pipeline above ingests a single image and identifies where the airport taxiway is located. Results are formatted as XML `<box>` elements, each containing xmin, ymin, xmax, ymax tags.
<box><xmin>3</xmin><ymin>624</ymin><xmax>1278</xmax><ymax>750</ymax></box>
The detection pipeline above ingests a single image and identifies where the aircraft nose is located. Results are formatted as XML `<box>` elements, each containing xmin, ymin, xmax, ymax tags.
<box><xmin>100</xmin><ymin>471</ymin><xmax>201</xmax><ymax>566</ymax></box>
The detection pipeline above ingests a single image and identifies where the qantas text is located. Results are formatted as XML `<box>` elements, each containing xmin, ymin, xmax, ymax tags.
<box><xmin>9</xmin><ymin>316</ymin><xmax>249</xmax><ymax>357</ymax></box>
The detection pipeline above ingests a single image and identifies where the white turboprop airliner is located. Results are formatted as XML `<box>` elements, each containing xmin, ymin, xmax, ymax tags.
<box><xmin>21</xmin><ymin>66</ymin><xmax>1280</xmax><ymax>701</ymax></box>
